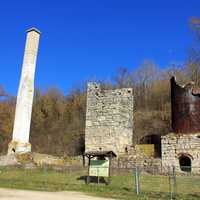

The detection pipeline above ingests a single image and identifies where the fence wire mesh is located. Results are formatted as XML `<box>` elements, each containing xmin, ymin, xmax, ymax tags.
<box><xmin>0</xmin><ymin>165</ymin><xmax>199</xmax><ymax>199</ymax></box>
<box><xmin>133</xmin><ymin>166</ymin><xmax>200</xmax><ymax>199</ymax></box>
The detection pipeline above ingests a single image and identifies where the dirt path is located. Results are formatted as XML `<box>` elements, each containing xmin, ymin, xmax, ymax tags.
<box><xmin>0</xmin><ymin>188</ymin><xmax>115</xmax><ymax>200</ymax></box>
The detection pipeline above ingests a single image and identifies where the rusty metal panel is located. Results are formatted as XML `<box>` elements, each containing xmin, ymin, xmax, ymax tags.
<box><xmin>171</xmin><ymin>77</ymin><xmax>200</xmax><ymax>133</ymax></box>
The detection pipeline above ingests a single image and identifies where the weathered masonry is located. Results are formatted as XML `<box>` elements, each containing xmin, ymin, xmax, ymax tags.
<box><xmin>162</xmin><ymin>77</ymin><xmax>200</xmax><ymax>173</ymax></box>
<box><xmin>85</xmin><ymin>82</ymin><xmax>134</xmax><ymax>156</ymax></box>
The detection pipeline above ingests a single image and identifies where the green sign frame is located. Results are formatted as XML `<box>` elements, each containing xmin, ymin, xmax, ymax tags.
<box><xmin>89</xmin><ymin>160</ymin><xmax>109</xmax><ymax>177</ymax></box>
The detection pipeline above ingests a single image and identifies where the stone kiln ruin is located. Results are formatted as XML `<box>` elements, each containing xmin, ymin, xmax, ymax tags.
<box><xmin>162</xmin><ymin>77</ymin><xmax>200</xmax><ymax>172</ymax></box>
<box><xmin>85</xmin><ymin>82</ymin><xmax>134</xmax><ymax>156</ymax></box>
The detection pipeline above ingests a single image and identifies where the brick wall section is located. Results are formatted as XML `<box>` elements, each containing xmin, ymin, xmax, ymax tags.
<box><xmin>85</xmin><ymin>82</ymin><xmax>134</xmax><ymax>155</ymax></box>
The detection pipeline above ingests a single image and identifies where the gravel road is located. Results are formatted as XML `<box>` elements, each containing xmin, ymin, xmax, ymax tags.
<box><xmin>0</xmin><ymin>188</ymin><xmax>115</xmax><ymax>200</ymax></box>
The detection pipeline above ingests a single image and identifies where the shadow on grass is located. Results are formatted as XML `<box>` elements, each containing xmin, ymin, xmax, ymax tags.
<box><xmin>77</xmin><ymin>176</ymin><xmax>108</xmax><ymax>184</ymax></box>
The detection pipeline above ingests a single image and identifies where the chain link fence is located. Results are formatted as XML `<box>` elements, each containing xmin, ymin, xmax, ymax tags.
<box><xmin>133</xmin><ymin>166</ymin><xmax>200</xmax><ymax>199</ymax></box>
<box><xmin>0</xmin><ymin>165</ymin><xmax>199</xmax><ymax>199</ymax></box>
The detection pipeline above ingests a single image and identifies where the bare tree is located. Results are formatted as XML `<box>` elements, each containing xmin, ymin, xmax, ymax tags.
<box><xmin>186</xmin><ymin>17</ymin><xmax>200</xmax><ymax>86</ymax></box>
<box><xmin>113</xmin><ymin>67</ymin><xmax>134</xmax><ymax>88</ymax></box>
<box><xmin>133</xmin><ymin>60</ymin><xmax>159</xmax><ymax>110</ymax></box>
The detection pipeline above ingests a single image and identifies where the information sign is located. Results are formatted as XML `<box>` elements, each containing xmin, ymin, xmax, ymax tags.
<box><xmin>89</xmin><ymin>160</ymin><xmax>109</xmax><ymax>177</ymax></box>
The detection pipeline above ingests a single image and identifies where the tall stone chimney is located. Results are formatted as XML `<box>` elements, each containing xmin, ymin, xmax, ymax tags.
<box><xmin>8</xmin><ymin>28</ymin><xmax>41</xmax><ymax>154</ymax></box>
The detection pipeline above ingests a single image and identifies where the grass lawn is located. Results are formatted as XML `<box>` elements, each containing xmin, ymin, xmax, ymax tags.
<box><xmin>0</xmin><ymin>167</ymin><xmax>199</xmax><ymax>200</ymax></box>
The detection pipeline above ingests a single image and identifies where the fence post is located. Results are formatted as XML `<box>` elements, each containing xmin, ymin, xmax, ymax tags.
<box><xmin>97</xmin><ymin>167</ymin><xmax>100</xmax><ymax>184</ymax></box>
<box><xmin>172</xmin><ymin>166</ymin><xmax>177</xmax><ymax>199</ymax></box>
<box><xmin>134</xmin><ymin>166</ymin><xmax>140</xmax><ymax>195</ymax></box>
<box><xmin>169</xmin><ymin>166</ymin><xmax>176</xmax><ymax>200</ymax></box>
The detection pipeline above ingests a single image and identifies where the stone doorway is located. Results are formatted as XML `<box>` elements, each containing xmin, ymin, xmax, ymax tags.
<box><xmin>179</xmin><ymin>155</ymin><xmax>191</xmax><ymax>172</ymax></box>
<box><xmin>139</xmin><ymin>134</ymin><xmax>161</xmax><ymax>157</ymax></box>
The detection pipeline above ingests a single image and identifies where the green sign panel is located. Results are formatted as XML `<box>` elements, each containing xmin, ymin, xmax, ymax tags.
<box><xmin>89</xmin><ymin>160</ymin><xmax>109</xmax><ymax>177</ymax></box>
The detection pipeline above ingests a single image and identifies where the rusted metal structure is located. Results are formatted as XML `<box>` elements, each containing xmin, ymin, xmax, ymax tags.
<box><xmin>171</xmin><ymin>76</ymin><xmax>200</xmax><ymax>133</ymax></box>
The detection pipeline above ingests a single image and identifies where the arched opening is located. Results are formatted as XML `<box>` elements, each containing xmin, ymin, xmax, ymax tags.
<box><xmin>179</xmin><ymin>155</ymin><xmax>191</xmax><ymax>172</ymax></box>
<box><xmin>139</xmin><ymin>134</ymin><xmax>161</xmax><ymax>157</ymax></box>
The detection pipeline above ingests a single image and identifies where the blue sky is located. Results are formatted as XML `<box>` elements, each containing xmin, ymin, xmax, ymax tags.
<box><xmin>0</xmin><ymin>0</ymin><xmax>199</xmax><ymax>95</ymax></box>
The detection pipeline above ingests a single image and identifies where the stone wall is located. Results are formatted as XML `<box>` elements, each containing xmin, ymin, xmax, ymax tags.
<box><xmin>85</xmin><ymin>82</ymin><xmax>134</xmax><ymax>155</ymax></box>
<box><xmin>111</xmin><ymin>148</ymin><xmax>162</xmax><ymax>171</ymax></box>
<box><xmin>162</xmin><ymin>133</ymin><xmax>200</xmax><ymax>173</ymax></box>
